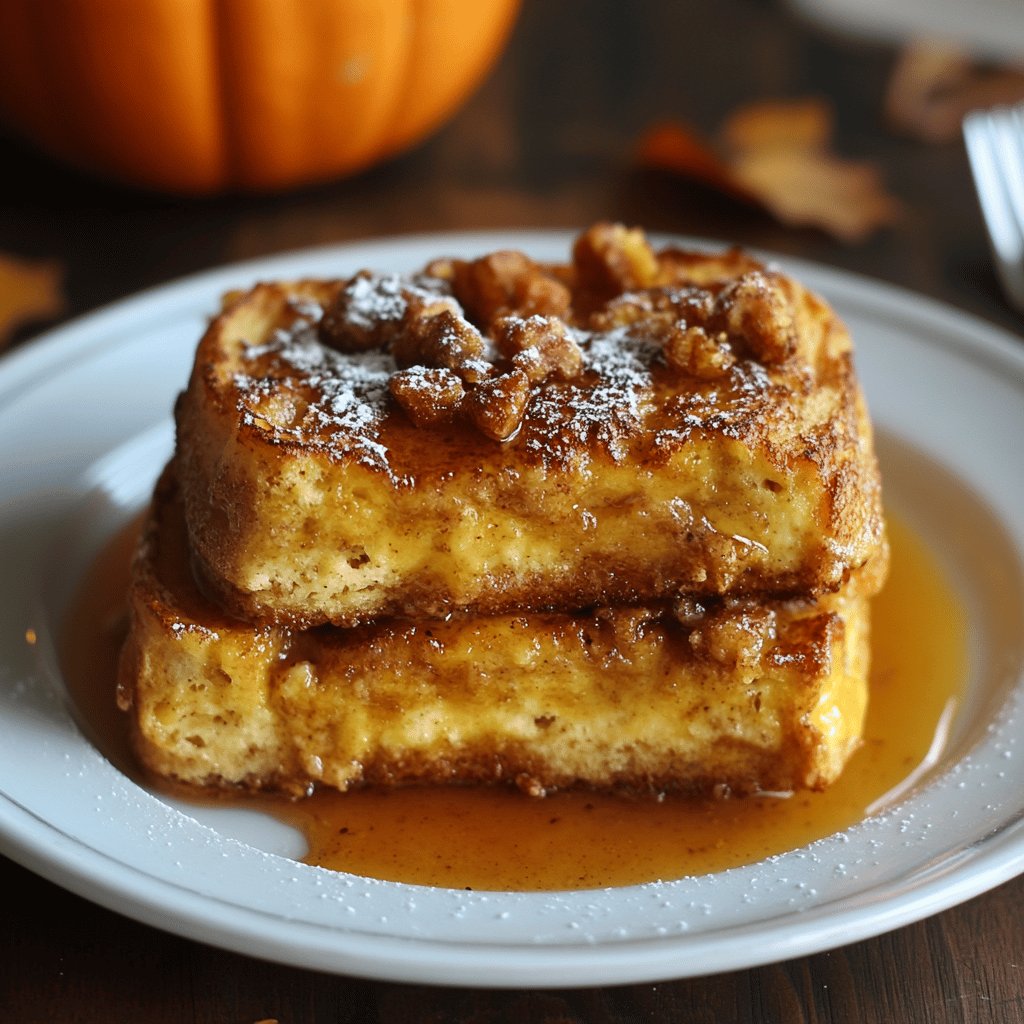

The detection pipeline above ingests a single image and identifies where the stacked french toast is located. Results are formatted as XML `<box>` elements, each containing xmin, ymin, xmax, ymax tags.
<box><xmin>117</xmin><ymin>223</ymin><xmax>888</xmax><ymax>800</ymax></box>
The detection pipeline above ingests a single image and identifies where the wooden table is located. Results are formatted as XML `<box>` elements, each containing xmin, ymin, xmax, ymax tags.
<box><xmin>2</xmin><ymin>2</ymin><xmax>1022</xmax><ymax>1020</ymax></box>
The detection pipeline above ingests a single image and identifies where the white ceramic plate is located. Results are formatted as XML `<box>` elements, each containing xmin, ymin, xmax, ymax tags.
<box><xmin>1</xmin><ymin>231</ymin><xmax>1023</xmax><ymax>989</ymax></box>
<box><xmin>785</xmin><ymin>0</ymin><xmax>1024</xmax><ymax>62</ymax></box>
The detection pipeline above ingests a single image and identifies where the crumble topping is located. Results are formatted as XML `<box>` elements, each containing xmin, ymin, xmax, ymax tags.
<box><xmin>229</xmin><ymin>222</ymin><xmax>821</xmax><ymax>474</ymax></box>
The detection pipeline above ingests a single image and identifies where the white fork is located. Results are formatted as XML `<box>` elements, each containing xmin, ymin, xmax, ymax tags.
<box><xmin>963</xmin><ymin>102</ymin><xmax>1024</xmax><ymax>314</ymax></box>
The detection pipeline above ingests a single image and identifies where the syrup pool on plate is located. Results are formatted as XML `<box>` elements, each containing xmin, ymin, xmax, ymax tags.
<box><xmin>61</xmin><ymin>514</ymin><xmax>965</xmax><ymax>891</ymax></box>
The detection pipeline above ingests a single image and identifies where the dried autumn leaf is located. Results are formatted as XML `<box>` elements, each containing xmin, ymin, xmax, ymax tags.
<box><xmin>636</xmin><ymin>99</ymin><xmax>902</xmax><ymax>243</ymax></box>
<box><xmin>728</xmin><ymin>148</ymin><xmax>901</xmax><ymax>244</ymax></box>
<box><xmin>0</xmin><ymin>253</ymin><xmax>64</xmax><ymax>351</ymax></box>
<box><xmin>633</xmin><ymin>120</ymin><xmax>748</xmax><ymax>200</ymax></box>
<box><xmin>722</xmin><ymin>98</ymin><xmax>832</xmax><ymax>153</ymax></box>
<box><xmin>885</xmin><ymin>39</ymin><xmax>1024</xmax><ymax>144</ymax></box>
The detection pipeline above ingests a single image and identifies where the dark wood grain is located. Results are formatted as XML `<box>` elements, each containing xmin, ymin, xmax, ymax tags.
<box><xmin>2</xmin><ymin>1</ymin><xmax>1022</xmax><ymax>1020</ymax></box>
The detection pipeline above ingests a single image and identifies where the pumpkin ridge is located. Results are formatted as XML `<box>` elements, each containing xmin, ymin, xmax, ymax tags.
<box><xmin>380</xmin><ymin>0</ymin><xmax>522</xmax><ymax>161</ymax></box>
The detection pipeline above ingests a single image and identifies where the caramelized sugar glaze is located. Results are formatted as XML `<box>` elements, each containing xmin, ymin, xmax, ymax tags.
<box><xmin>61</xmin><ymin>513</ymin><xmax>965</xmax><ymax>891</ymax></box>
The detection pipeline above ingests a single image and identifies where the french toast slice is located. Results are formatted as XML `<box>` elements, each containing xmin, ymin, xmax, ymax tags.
<box><xmin>117</xmin><ymin>464</ymin><xmax>877</xmax><ymax>799</ymax></box>
<box><xmin>175</xmin><ymin>223</ymin><xmax>885</xmax><ymax>627</ymax></box>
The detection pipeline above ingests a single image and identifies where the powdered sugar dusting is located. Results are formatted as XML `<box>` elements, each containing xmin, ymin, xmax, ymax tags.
<box><xmin>521</xmin><ymin>326</ymin><xmax>659</xmax><ymax>465</ymax></box>
<box><xmin>653</xmin><ymin>360</ymin><xmax>779</xmax><ymax>449</ymax></box>
<box><xmin>339</xmin><ymin>272</ymin><xmax>455</xmax><ymax>333</ymax></box>
<box><xmin>344</xmin><ymin>274</ymin><xmax>410</xmax><ymax>330</ymax></box>
<box><xmin>233</xmin><ymin>287</ymin><xmax>673</xmax><ymax>473</ymax></box>
<box><xmin>229</xmin><ymin>264</ymin><xmax>806</xmax><ymax>477</ymax></box>
<box><xmin>235</xmin><ymin>319</ymin><xmax>397</xmax><ymax>475</ymax></box>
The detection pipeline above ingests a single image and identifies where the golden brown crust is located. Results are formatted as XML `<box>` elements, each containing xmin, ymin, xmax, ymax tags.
<box><xmin>174</xmin><ymin>223</ymin><xmax>887</xmax><ymax>628</ymax></box>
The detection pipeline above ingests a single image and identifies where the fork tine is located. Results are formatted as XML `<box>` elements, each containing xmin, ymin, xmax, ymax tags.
<box><xmin>995</xmin><ymin>105</ymin><xmax>1024</xmax><ymax>251</ymax></box>
<box><xmin>963</xmin><ymin>104</ymin><xmax>1024</xmax><ymax>313</ymax></box>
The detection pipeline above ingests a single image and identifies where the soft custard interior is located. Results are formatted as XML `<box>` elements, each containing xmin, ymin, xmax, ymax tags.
<box><xmin>119</xmin><ymin>467</ymin><xmax>872</xmax><ymax>799</ymax></box>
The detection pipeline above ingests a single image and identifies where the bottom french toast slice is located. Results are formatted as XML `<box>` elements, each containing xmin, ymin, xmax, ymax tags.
<box><xmin>117</xmin><ymin>464</ymin><xmax>874</xmax><ymax>800</ymax></box>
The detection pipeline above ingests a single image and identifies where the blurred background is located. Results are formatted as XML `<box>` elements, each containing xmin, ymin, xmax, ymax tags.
<box><xmin>1</xmin><ymin>0</ymin><xmax>1022</xmax><ymax>354</ymax></box>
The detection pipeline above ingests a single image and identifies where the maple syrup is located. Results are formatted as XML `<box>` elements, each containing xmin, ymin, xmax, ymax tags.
<box><xmin>60</xmin><ymin>514</ymin><xmax>966</xmax><ymax>891</ymax></box>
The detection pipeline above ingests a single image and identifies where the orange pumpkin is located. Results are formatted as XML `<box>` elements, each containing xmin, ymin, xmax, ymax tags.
<box><xmin>0</xmin><ymin>0</ymin><xmax>520</xmax><ymax>194</ymax></box>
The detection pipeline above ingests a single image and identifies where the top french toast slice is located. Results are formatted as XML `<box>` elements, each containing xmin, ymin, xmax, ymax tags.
<box><xmin>175</xmin><ymin>223</ymin><xmax>886</xmax><ymax>627</ymax></box>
